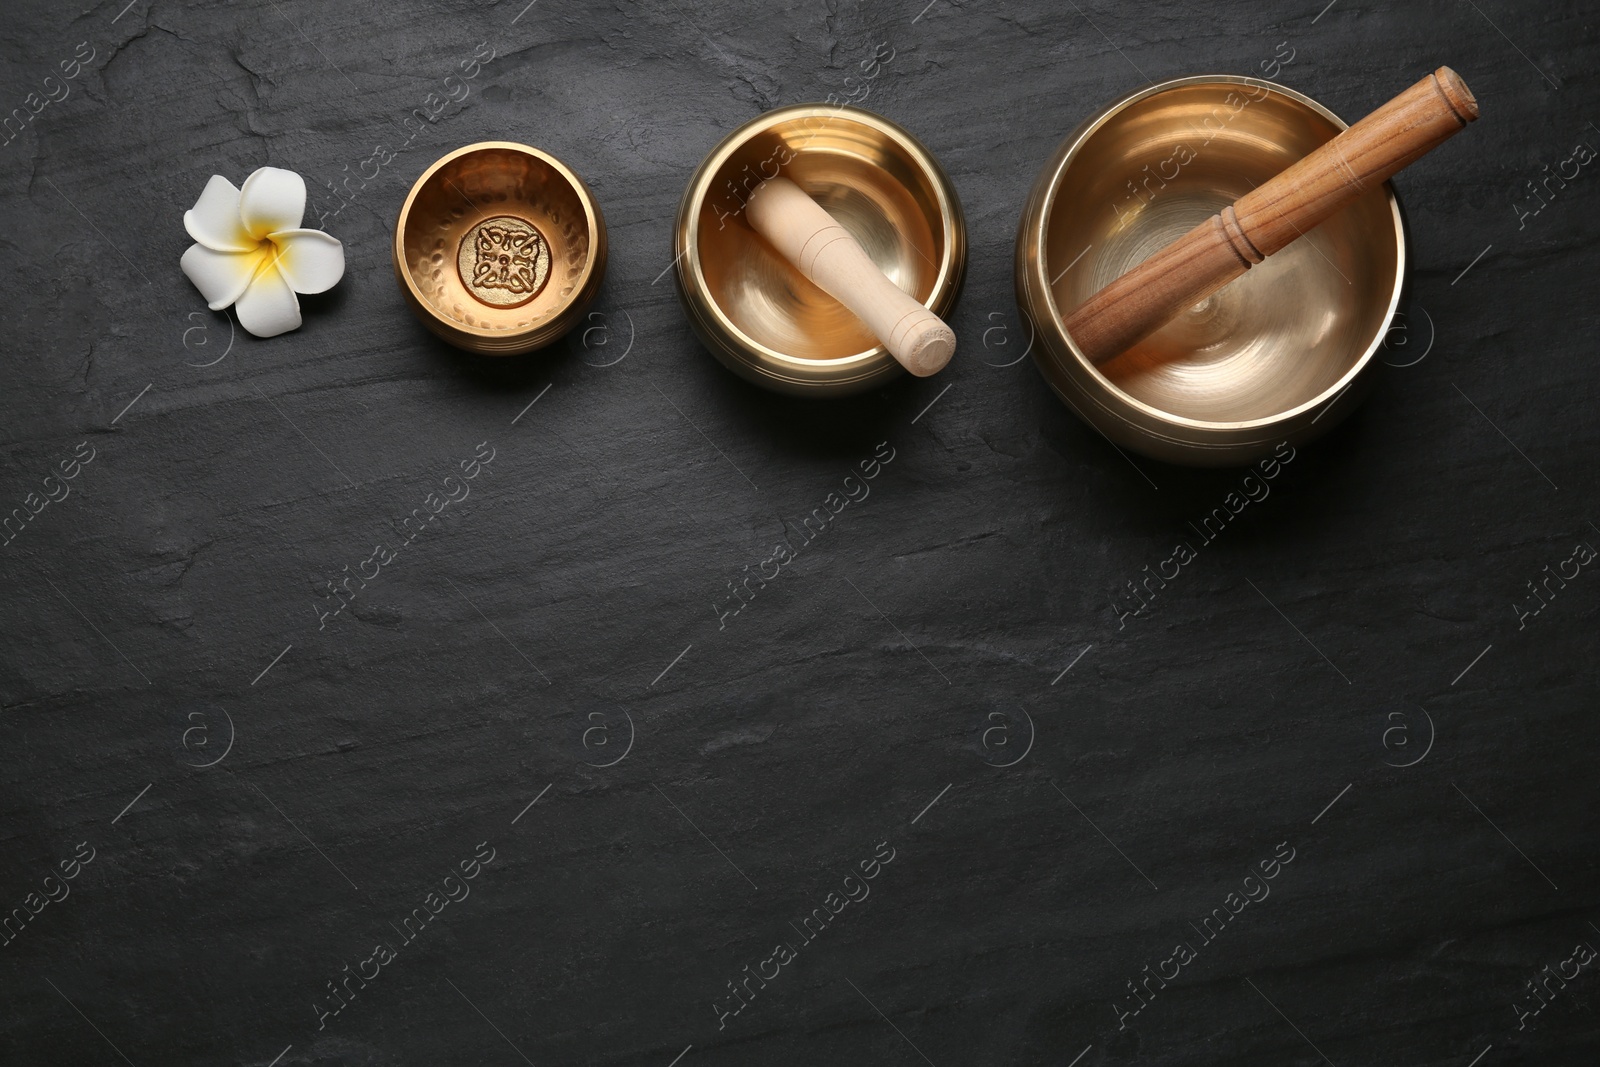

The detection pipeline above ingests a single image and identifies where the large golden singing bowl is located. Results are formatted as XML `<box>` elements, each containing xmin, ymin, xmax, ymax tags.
<box><xmin>675</xmin><ymin>104</ymin><xmax>965</xmax><ymax>395</ymax></box>
<box><xmin>394</xmin><ymin>142</ymin><xmax>606</xmax><ymax>355</ymax></box>
<box><xmin>1017</xmin><ymin>76</ymin><xmax>1406</xmax><ymax>465</ymax></box>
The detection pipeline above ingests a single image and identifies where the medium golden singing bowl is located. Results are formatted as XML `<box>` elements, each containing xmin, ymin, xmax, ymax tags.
<box><xmin>394</xmin><ymin>142</ymin><xmax>606</xmax><ymax>355</ymax></box>
<box><xmin>675</xmin><ymin>104</ymin><xmax>965</xmax><ymax>395</ymax></box>
<box><xmin>1017</xmin><ymin>76</ymin><xmax>1406</xmax><ymax>465</ymax></box>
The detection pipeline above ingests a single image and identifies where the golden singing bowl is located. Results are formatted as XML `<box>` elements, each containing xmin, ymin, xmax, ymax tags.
<box><xmin>393</xmin><ymin>142</ymin><xmax>606</xmax><ymax>355</ymax></box>
<box><xmin>1017</xmin><ymin>76</ymin><xmax>1406</xmax><ymax>465</ymax></box>
<box><xmin>675</xmin><ymin>104</ymin><xmax>966</xmax><ymax>395</ymax></box>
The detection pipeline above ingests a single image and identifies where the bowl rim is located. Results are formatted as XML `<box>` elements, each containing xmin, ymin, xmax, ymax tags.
<box><xmin>1026</xmin><ymin>74</ymin><xmax>1407</xmax><ymax>433</ymax></box>
<box><xmin>392</xmin><ymin>140</ymin><xmax>604</xmax><ymax>340</ymax></box>
<box><xmin>675</xmin><ymin>102</ymin><xmax>965</xmax><ymax>378</ymax></box>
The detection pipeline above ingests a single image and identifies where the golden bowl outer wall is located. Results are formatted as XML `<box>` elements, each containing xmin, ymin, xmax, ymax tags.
<box><xmin>675</xmin><ymin>104</ymin><xmax>966</xmax><ymax>396</ymax></box>
<box><xmin>1016</xmin><ymin>76</ymin><xmax>1407</xmax><ymax>466</ymax></box>
<box><xmin>393</xmin><ymin>142</ymin><xmax>607</xmax><ymax>355</ymax></box>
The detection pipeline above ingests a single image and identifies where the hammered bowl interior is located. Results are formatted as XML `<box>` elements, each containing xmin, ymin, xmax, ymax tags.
<box><xmin>400</xmin><ymin>146</ymin><xmax>592</xmax><ymax>335</ymax></box>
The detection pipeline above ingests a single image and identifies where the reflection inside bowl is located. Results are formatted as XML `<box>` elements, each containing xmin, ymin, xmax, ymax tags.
<box><xmin>1044</xmin><ymin>82</ymin><xmax>1401</xmax><ymax>424</ymax></box>
<box><xmin>694</xmin><ymin>117</ymin><xmax>947</xmax><ymax>362</ymax></box>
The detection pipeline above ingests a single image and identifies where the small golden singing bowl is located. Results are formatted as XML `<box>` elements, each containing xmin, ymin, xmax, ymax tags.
<box><xmin>1017</xmin><ymin>76</ymin><xmax>1405</xmax><ymax>465</ymax></box>
<box><xmin>675</xmin><ymin>104</ymin><xmax>965</xmax><ymax>395</ymax></box>
<box><xmin>393</xmin><ymin>141</ymin><xmax>606</xmax><ymax>355</ymax></box>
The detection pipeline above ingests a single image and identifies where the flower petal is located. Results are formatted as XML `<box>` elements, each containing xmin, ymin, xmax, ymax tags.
<box><xmin>181</xmin><ymin>242</ymin><xmax>267</xmax><ymax>311</ymax></box>
<box><xmin>184</xmin><ymin>175</ymin><xmax>255</xmax><ymax>252</ymax></box>
<box><xmin>269</xmin><ymin>229</ymin><xmax>345</xmax><ymax>294</ymax></box>
<box><xmin>234</xmin><ymin>263</ymin><xmax>302</xmax><ymax>338</ymax></box>
<box><xmin>239</xmin><ymin>167</ymin><xmax>306</xmax><ymax>240</ymax></box>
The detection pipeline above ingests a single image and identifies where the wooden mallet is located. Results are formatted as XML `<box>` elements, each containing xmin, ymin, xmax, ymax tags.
<box><xmin>1063</xmin><ymin>66</ymin><xmax>1479</xmax><ymax>364</ymax></box>
<box><xmin>745</xmin><ymin>176</ymin><xmax>956</xmax><ymax>377</ymax></box>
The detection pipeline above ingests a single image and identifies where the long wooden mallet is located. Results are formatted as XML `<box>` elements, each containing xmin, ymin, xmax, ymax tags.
<box><xmin>1063</xmin><ymin>67</ymin><xmax>1479</xmax><ymax>364</ymax></box>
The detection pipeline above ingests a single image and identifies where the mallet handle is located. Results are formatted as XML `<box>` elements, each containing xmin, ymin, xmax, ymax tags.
<box><xmin>1064</xmin><ymin>66</ymin><xmax>1479</xmax><ymax>364</ymax></box>
<box><xmin>746</xmin><ymin>176</ymin><xmax>956</xmax><ymax>377</ymax></box>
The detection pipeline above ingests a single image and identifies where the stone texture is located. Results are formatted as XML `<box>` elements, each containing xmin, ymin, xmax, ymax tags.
<box><xmin>1</xmin><ymin>1</ymin><xmax>1596</xmax><ymax>1065</ymax></box>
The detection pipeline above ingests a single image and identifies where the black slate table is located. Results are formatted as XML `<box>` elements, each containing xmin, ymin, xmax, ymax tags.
<box><xmin>2</xmin><ymin>1</ymin><xmax>1597</xmax><ymax>1065</ymax></box>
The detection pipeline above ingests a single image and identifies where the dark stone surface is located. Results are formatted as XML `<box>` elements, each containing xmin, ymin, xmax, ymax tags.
<box><xmin>2</xmin><ymin>1</ymin><xmax>1597</xmax><ymax>1064</ymax></box>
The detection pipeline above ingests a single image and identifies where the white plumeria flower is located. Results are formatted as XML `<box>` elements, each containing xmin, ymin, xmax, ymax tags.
<box><xmin>180</xmin><ymin>167</ymin><xmax>345</xmax><ymax>338</ymax></box>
